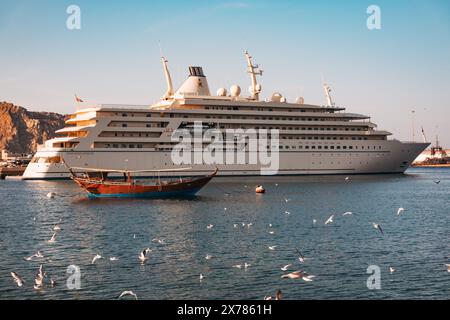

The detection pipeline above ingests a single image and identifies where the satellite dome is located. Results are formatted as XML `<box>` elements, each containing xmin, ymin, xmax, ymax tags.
<box><xmin>271</xmin><ymin>92</ymin><xmax>283</xmax><ymax>102</ymax></box>
<box><xmin>230</xmin><ymin>85</ymin><xmax>241</xmax><ymax>97</ymax></box>
<box><xmin>217</xmin><ymin>88</ymin><xmax>227</xmax><ymax>96</ymax></box>
<box><xmin>296</xmin><ymin>96</ymin><xmax>305</xmax><ymax>104</ymax></box>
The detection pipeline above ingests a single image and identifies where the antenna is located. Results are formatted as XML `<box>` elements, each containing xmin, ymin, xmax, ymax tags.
<box><xmin>421</xmin><ymin>126</ymin><xmax>427</xmax><ymax>143</ymax></box>
<box><xmin>411</xmin><ymin>110</ymin><xmax>415</xmax><ymax>142</ymax></box>
<box><xmin>159</xmin><ymin>43</ymin><xmax>174</xmax><ymax>99</ymax></box>
<box><xmin>321</xmin><ymin>74</ymin><xmax>334</xmax><ymax>107</ymax></box>
<box><xmin>245</xmin><ymin>50</ymin><xmax>263</xmax><ymax>101</ymax></box>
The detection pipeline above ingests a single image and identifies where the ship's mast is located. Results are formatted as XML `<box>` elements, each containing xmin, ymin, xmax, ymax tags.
<box><xmin>323</xmin><ymin>83</ymin><xmax>334</xmax><ymax>107</ymax></box>
<box><xmin>161</xmin><ymin>56</ymin><xmax>174</xmax><ymax>99</ymax></box>
<box><xmin>245</xmin><ymin>51</ymin><xmax>263</xmax><ymax>101</ymax></box>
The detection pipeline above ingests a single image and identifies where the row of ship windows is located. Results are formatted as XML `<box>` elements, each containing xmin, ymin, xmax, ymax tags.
<box><xmin>111</xmin><ymin>123</ymin><xmax>368</xmax><ymax>132</ymax></box>
<box><xmin>109</xmin><ymin>112</ymin><xmax>359</xmax><ymax>123</ymax></box>
<box><xmin>95</xmin><ymin>144</ymin><xmax>383</xmax><ymax>150</ymax></box>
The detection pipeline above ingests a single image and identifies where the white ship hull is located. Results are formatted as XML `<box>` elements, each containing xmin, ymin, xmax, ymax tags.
<box><xmin>22</xmin><ymin>140</ymin><xmax>428</xmax><ymax>180</ymax></box>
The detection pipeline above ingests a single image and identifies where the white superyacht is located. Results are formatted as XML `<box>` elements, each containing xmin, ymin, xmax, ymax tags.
<box><xmin>23</xmin><ymin>52</ymin><xmax>429</xmax><ymax>179</ymax></box>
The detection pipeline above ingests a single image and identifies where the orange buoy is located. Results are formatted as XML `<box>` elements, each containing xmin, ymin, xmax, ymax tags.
<box><xmin>255</xmin><ymin>185</ymin><xmax>265</xmax><ymax>194</ymax></box>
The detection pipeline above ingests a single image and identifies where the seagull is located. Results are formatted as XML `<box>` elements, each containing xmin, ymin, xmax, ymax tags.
<box><xmin>25</xmin><ymin>251</ymin><xmax>44</xmax><ymax>261</ymax></box>
<box><xmin>46</xmin><ymin>192</ymin><xmax>56</xmax><ymax>199</ymax></box>
<box><xmin>264</xmin><ymin>296</ymin><xmax>273</xmax><ymax>300</ymax></box>
<box><xmin>285</xmin><ymin>211</ymin><xmax>291</xmax><ymax>215</ymax></box>
<box><xmin>247</xmin><ymin>223</ymin><xmax>253</xmax><ymax>228</ymax></box>
<box><xmin>91</xmin><ymin>254</ymin><xmax>103</xmax><ymax>264</ymax></box>
<box><xmin>205</xmin><ymin>254</ymin><xmax>213</xmax><ymax>260</ymax></box>
<box><xmin>233</xmin><ymin>224</ymin><xmax>239</xmax><ymax>228</ymax></box>
<box><xmin>281</xmin><ymin>264</ymin><xmax>292</xmax><ymax>271</ymax></box>
<box><xmin>342</xmin><ymin>211</ymin><xmax>353</xmax><ymax>216</ymax></box>
<box><xmin>389</xmin><ymin>267</ymin><xmax>396</xmax><ymax>274</ymax></box>
<box><xmin>50</xmin><ymin>277</ymin><xmax>56</xmax><ymax>287</ymax></box>
<box><xmin>109</xmin><ymin>257</ymin><xmax>118</xmax><ymax>261</ymax></box>
<box><xmin>199</xmin><ymin>274</ymin><xmax>205</xmax><ymax>281</ymax></box>
<box><xmin>11</xmin><ymin>272</ymin><xmax>24</xmax><ymax>287</ymax></box>
<box><xmin>345</xmin><ymin>176</ymin><xmax>349</xmax><ymax>181</ymax></box>
<box><xmin>224</xmin><ymin>207</ymin><xmax>227</xmax><ymax>211</ymax></box>
<box><xmin>244</xmin><ymin>263</ymin><xmax>251</xmax><ymax>269</ymax></box>
<box><xmin>206</xmin><ymin>224</ymin><xmax>214</xmax><ymax>229</ymax></box>
<box><xmin>281</xmin><ymin>270</ymin><xmax>315</xmax><ymax>281</ymax></box>
<box><xmin>284</xmin><ymin>197</ymin><xmax>290</xmax><ymax>203</ymax></box>
<box><xmin>445</xmin><ymin>264</ymin><xmax>450</xmax><ymax>272</ymax></box>
<box><xmin>312</xmin><ymin>219</ymin><xmax>317</xmax><ymax>226</ymax></box>
<box><xmin>151</xmin><ymin>238</ymin><xmax>165</xmax><ymax>245</ymax></box>
<box><xmin>232</xmin><ymin>264</ymin><xmax>242</xmax><ymax>269</ymax></box>
<box><xmin>269</xmin><ymin>223</ymin><xmax>273</xmax><ymax>227</ymax></box>
<box><xmin>433</xmin><ymin>180</ymin><xmax>440</xmax><ymax>184</ymax></box>
<box><xmin>397</xmin><ymin>207</ymin><xmax>405</xmax><ymax>215</ymax></box>
<box><xmin>269</xmin><ymin>231</ymin><xmax>275</xmax><ymax>235</ymax></box>
<box><xmin>139</xmin><ymin>248</ymin><xmax>151</xmax><ymax>263</ymax></box>
<box><xmin>372</xmin><ymin>223</ymin><xmax>384</xmax><ymax>235</ymax></box>
<box><xmin>53</xmin><ymin>224</ymin><xmax>61</xmax><ymax>231</ymax></box>
<box><xmin>325</xmin><ymin>215</ymin><xmax>334</xmax><ymax>225</ymax></box>
<box><xmin>296</xmin><ymin>248</ymin><xmax>307</xmax><ymax>263</ymax></box>
<box><xmin>119</xmin><ymin>291</ymin><xmax>138</xmax><ymax>300</ymax></box>
<box><xmin>34</xmin><ymin>265</ymin><xmax>45</xmax><ymax>288</ymax></box>
<box><xmin>133</xmin><ymin>234</ymin><xmax>136</xmax><ymax>239</ymax></box>
<box><xmin>48</xmin><ymin>232</ymin><xmax>57</xmax><ymax>243</ymax></box>
<box><xmin>268</xmin><ymin>246</ymin><xmax>277</xmax><ymax>251</ymax></box>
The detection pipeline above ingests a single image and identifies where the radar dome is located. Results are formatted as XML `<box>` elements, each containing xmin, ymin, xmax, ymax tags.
<box><xmin>230</xmin><ymin>85</ymin><xmax>241</xmax><ymax>97</ymax></box>
<box><xmin>296</xmin><ymin>96</ymin><xmax>305</xmax><ymax>105</ymax></box>
<box><xmin>217</xmin><ymin>88</ymin><xmax>227</xmax><ymax>96</ymax></box>
<box><xmin>271</xmin><ymin>92</ymin><xmax>283</xmax><ymax>102</ymax></box>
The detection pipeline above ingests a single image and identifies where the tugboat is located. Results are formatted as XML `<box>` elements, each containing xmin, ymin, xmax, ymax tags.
<box><xmin>67</xmin><ymin>166</ymin><xmax>218</xmax><ymax>199</ymax></box>
<box><xmin>412</xmin><ymin>136</ymin><xmax>450</xmax><ymax>167</ymax></box>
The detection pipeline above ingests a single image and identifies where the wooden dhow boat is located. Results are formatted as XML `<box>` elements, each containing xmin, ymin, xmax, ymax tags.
<box><xmin>67</xmin><ymin>166</ymin><xmax>218</xmax><ymax>199</ymax></box>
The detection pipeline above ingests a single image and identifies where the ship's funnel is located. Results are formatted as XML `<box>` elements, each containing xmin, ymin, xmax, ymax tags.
<box><xmin>174</xmin><ymin>66</ymin><xmax>211</xmax><ymax>97</ymax></box>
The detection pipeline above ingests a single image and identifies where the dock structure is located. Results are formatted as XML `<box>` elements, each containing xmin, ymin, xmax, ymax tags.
<box><xmin>0</xmin><ymin>166</ymin><xmax>26</xmax><ymax>179</ymax></box>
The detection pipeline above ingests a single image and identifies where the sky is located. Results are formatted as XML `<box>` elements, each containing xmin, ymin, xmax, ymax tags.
<box><xmin>0</xmin><ymin>0</ymin><xmax>449</xmax><ymax>146</ymax></box>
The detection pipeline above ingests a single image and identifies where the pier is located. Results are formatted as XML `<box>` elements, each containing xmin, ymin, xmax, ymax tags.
<box><xmin>0</xmin><ymin>167</ymin><xmax>26</xmax><ymax>179</ymax></box>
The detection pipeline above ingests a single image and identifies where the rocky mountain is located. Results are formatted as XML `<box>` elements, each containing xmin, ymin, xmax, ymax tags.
<box><xmin>0</xmin><ymin>102</ymin><xmax>66</xmax><ymax>154</ymax></box>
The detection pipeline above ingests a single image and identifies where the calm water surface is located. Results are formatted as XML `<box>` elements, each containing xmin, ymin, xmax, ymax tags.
<box><xmin>0</xmin><ymin>168</ymin><xmax>449</xmax><ymax>300</ymax></box>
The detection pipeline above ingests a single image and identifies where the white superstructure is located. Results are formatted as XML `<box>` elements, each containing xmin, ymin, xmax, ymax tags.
<box><xmin>23</xmin><ymin>52</ymin><xmax>429</xmax><ymax>180</ymax></box>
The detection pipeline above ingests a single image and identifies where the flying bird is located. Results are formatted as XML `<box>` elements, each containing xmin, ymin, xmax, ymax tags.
<box><xmin>206</xmin><ymin>224</ymin><xmax>214</xmax><ymax>229</ymax></box>
<box><xmin>397</xmin><ymin>208</ymin><xmax>405</xmax><ymax>215</ymax></box>
<box><xmin>342</xmin><ymin>211</ymin><xmax>353</xmax><ymax>216</ymax></box>
<box><xmin>139</xmin><ymin>248</ymin><xmax>151</xmax><ymax>263</ymax></box>
<box><xmin>46</xmin><ymin>192</ymin><xmax>56</xmax><ymax>199</ymax></box>
<box><xmin>296</xmin><ymin>249</ymin><xmax>306</xmax><ymax>263</ymax></box>
<box><xmin>244</xmin><ymin>262</ymin><xmax>251</xmax><ymax>269</ymax></box>
<box><xmin>372</xmin><ymin>223</ymin><xmax>384</xmax><ymax>235</ymax></box>
<box><xmin>268</xmin><ymin>231</ymin><xmax>275</xmax><ymax>235</ymax></box>
<box><xmin>109</xmin><ymin>257</ymin><xmax>118</xmax><ymax>261</ymax></box>
<box><xmin>285</xmin><ymin>211</ymin><xmax>291</xmax><ymax>215</ymax></box>
<box><xmin>34</xmin><ymin>265</ymin><xmax>45</xmax><ymax>289</ymax></box>
<box><xmin>389</xmin><ymin>267</ymin><xmax>396</xmax><ymax>274</ymax></box>
<box><xmin>25</xmin><ymin>251</ymin><xmax>44</xmax><ymax>261</ymax></box>
<box><xmin>281</xmin><ymin>270</ymin><xmax>315</xmax><ymax>281</ymax></box>
<box><xmin>281</xmin><ymin>264</ymin><xmax>292</xmax><ymax>271</ymax></box>
<box><xmin>232</xmin><ymin>264</ymin><xmax>242</xmax><ymax>269</ymax></box>
<box><xmin>119</xmin><ymin>291</ymin><xmax>138</xmax><ymax>300</ymax></box>
<box><xmin>325</xmin><ymin>215</ymin><xmax>334</xmax><ymax>225</ymax></box>
<box><xmin>268</xmin><ymin>246</ymin><xmax>277</xmax><ymax>251</ymax></box>
<box><xmin>53</xmin><ymin>224</ymin><xmax>61</xmax><ymax>231</ymax></box>
<box><xmin>445</xmin><ymin>264</ymin><xmax>450</xmax><ymax>273</ymax></box>
<box><xmin>433</xmin><ymin>180</ymin><xmax>440</xmax><ymax>184</ymax></box>
<box><xmin>345</xmin><ymin>176</ymin><xmax>349</xmax><ymax>181</ymax></box>
<box><xmin>11</xmin><ymin>272</ymin><xmax>24</xmax><ymax>287</ymax></box>
<box><xmin>91</xmin><ymin>254</ymin><xmax>103</xmax><ymax>264</ymax></box>
<box><xmin>48</xmin><ymin>232</ymin><xmax>57</xmax><ymax>243</ymax></box>
<box><xmin>199</xmin><ymin>274</ymin><xmax>205</xmax><ymax>281</ymax></box>
<box><xmin>205</xmin><ymin>254</ymin><xmax>213</xmax><ymax>260</ymax></box>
